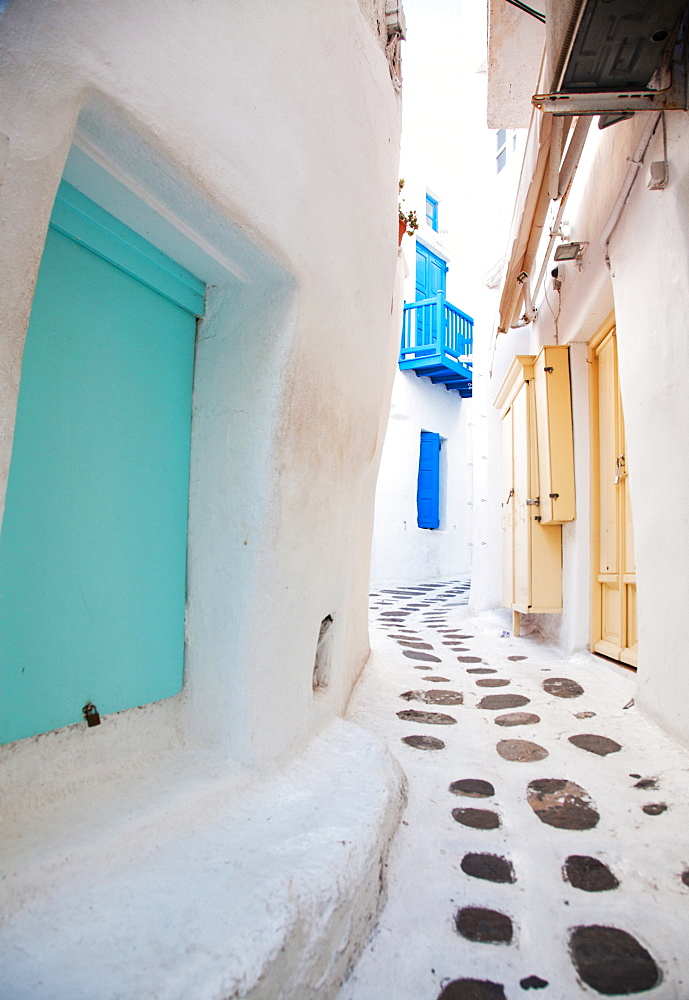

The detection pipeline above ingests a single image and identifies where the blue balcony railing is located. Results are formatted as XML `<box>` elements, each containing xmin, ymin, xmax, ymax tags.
<box><xmin>399</xmin><ymin>293</ymin><xmax>473</xmax><ymax>397</ymax></box>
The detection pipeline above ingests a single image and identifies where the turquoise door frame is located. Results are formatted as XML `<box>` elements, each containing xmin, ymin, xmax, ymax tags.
<box><xmin>0</xmin><ymin>183</ymin><xmax>205</xmax><ymax>745</ymax></box>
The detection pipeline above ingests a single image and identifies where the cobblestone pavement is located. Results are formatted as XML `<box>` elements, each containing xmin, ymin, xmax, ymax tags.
<box><xmin>338</xmin><ymin>580</ymin><xmax>689</xmax><ymax>1000</ymax></box>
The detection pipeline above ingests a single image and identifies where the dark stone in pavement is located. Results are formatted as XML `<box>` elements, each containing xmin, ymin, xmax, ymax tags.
<box><xmin>476</xmin><ymin>678</ymin><xmax>510</xmax><ymax>687</ymax></box>
<box><xmin>461</xmin><ymin>853</ymin><xmax>515</xmax><ymax>883</ymax></box>
<box><xmin>458</xmin><ymin>655</ymin><xmax>483</xmax><ymax>663</ymax></box>
<box><xmin>574</xmin><ymin>711</ymin><xmax>596</xmax><ymax>719</ymax></box>
<box><xmin>543</xmin><ymin>676</ymin><xmax>584</xmax><ymax>698</ymax></box>
<box><xmin>467</xmin><ymin>667</ymin><xmax>497</xmax><ymax>674</ymax></box>
<box><xmin>527</xmin><ymin>778</ymin><xmax>599</xmax><ymax>830</ymax></box>
<box><xmin>569</xmin><ymin>925</ymin><xmax>660</xmax><ymax>995</ymax></box>
<box><xmin>398</xmin><ymin>640</ymin><xmax>434</xmax><ymax>649</ymax></box>
<box><xmin>449</xmin><ymin>778</ymin><xmax>495</xmax><ymax>798</ymax></box>
<box><xmin>495</xmin><ymin>712</ymin><xmax>541</xmax><ymax>727</ymax></box>
<box><xmin>403</xmin><ymin>650</ymin><xmax>442</xmax><ymax>662</ymax></box>
<box><xmin>478</xmin><ymin>694</ymin><xmax>530</xmax><ymax>710</ymax></box>
<box><xmin>437</xmin><ymin>980</ymin><xmax>506</xmax><ymax>1000</ymax></box>
<box><xmin>634</xmin><ymin>776</ymin><xmax>657</xmax><ymax>789</ymax></box>
<box><xmin>424</xmin><ymin>676</ymin><xmax>451</xmax><ymax>682</ymax></box>
<box><xmin>399</xmin><ymin>689</ymin><xmax>464</xmax><ymax>705</ymax></box>
<box><xmin>397</xmin><ymin>709</ymin><xmax>457</xmax><ymax>725</ymax></box>
<box><xmin>682</xmin><ymin>870</ymin><xmax>689</xmax><ymax>887</ymax></box>
<box><xmin>642</xmin><ymin>802</ymin><xmax>668</xmax><ymax>815</ymax></box>
<box><xmin>568</xmin><ymin>733</ymin><xmax>622</xmax><ymax>756</ymax></box>
<box><xmin>455</xmin><ymin>906</ymin><xmax>513</xmax><ymax>944</ymax></box>
<box><xmin>497</xmin><ymin>739</ymin><xmax>548</xmax><ymax>762</ymax></box>
<box><xmin>564</xmin><ymin>855</ymin><xmax>619</xmax><ymax>891</ymax></box>
<box><xmin>519</xmin><ymin>976</ymin><xmax>548</xmax><ymax>990</ymax></box>
<box><xmin>452</xmin><ymin>807</ymin><xmax>501</xmax><ymax>830</ymax></box>
<box><xmin>508</xmin><ymin>655</ymin><xmax>527</xmax><ymax>661</ymax></box>
<box><xmin>401</xmin><ymin>734</ymin><xmax>445</xmax><ymax>750</ymax></box>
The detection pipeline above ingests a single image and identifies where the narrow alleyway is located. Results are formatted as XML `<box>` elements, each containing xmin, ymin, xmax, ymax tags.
<box><xmin>338</xmin><ymin>582</ymin><xmax>689</xmax><ymax>1000</ymax></box>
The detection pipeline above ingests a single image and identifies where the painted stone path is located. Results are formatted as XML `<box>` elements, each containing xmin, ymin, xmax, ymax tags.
<box><xmin>338</xmin><ymin>582</ymin><xmax>689</xmax><ymax>1000</ymax></box>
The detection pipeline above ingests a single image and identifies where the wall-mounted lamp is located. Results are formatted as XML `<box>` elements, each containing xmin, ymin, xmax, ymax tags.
<box><xmin>554</xmin><ymin>241</ymin><xmax>588</xmax><ymax>262</ymax></box>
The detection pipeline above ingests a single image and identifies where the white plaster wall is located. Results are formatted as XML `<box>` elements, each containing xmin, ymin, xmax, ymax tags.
<box><xmin>477</xmin><ymin>106</ymin><xmax>689</xmax><ymax>747</ymax></box>
<box><xmin>0</xmin><ymin>0</ymin><xmax>401</xmax><ymax>770</ymax></box>
<box><xmin>607</xmin><ymin>115</ymin><xmax>689</xmax><ymax>746</ymax></box>
<box><xmin>0</xmin><ymin>2</ymin><xmax>407</xmax><ymax>992</ymax></box>
<box><xmin>487</xmin><ymin>0</ymin><xmax>545</xmax><ymax>129</ymax></box>
<box><xmin>372</xmin><ymin>0</ymin><xmax>524</xmax><ymax>591</ymax></box>
<box><xmin>370</xmin><ymin>364</ymin><xmax>471</xmax><ymax>584</ymax></box>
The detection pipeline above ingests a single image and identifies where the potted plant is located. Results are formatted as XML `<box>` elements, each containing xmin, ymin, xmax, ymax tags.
<box><xmin>398</xmin><ymin>179</ymin><xmax>419</xmax><ymax>243</ymax></box>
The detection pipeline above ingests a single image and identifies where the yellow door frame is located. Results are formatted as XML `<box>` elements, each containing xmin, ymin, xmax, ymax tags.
<box><xmin>588</xmin><ymin>313</ymin><xmax>638</xmax><ymax>667</ymax></box>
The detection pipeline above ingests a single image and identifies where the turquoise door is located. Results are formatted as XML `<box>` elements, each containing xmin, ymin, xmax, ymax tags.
<box><xmin>0</xmin><ymin>183</ymin><xmax>204</xmax><ymax>745</ymax></box>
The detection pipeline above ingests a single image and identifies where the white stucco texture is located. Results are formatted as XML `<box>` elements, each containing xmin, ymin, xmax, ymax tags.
<box><xmin>1</xmin><ymin>719</ymin><xmax>406</xmax><ymax>1000</ymax></box>
<box><xmin>371</xmin><ymin>367</ymin><xmax>471</xmax><ymax>584</ymax></box>
<box><xmin>477</xmin><ymin>107</ymin><xmax>689</xmax><ymax>748</ymax></box>
<box><xmin>606</xmin><ymin>116</ymin><xmax>689</xmax><ymax>746</ymax></box>
<box><xmin>0</xmin><ymin>0</ymin><xmax>401</xmax><ymax>774</ymax></box>
<box><xmin>0</xmin><ymin>1</ymin><xmax>407</xmax><ymax>989</ymax></box>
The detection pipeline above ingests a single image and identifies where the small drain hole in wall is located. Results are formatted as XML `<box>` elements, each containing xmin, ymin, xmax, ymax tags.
<box><xmin>313</xmin><ymin>614</ymin><xmax>334</xmax><ymax>691</ymax></box>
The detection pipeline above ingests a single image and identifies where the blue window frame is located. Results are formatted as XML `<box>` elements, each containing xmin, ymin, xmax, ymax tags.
<box><xmin>417</xmin><ymin>431</ymin><xmax>441</xmax><ymax>529</ymax></box>
<box><xmin>425</xmin><ymin>194</ymin><xmax>438</xmax><ymax>231</ymax></box>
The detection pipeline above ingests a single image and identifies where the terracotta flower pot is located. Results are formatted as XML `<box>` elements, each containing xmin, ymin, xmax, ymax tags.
<box><xmin>398</xmin><ymin>217</ymin><xmax>406</xmax><ymax>244</ymax></box>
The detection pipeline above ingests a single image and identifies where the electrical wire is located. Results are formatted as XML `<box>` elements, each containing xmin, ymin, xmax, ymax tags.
<box><xmin>503</xmin><ymin>0</ymin><xmax>545</xmax><ymax>24</ymax></box>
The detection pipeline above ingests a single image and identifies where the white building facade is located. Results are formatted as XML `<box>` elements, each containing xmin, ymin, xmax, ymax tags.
<box><xmin>371</xmin><ymin>0</ymin><xmax>526</xmax><ymax>589</ymax></box>
<box><xmin>0</xmin><ymin>2</ymin><xmax>408</xmax><ymax>996</ymax></box>
<box><xmin>480</xmin><ymin>0</ymin><xmax>689</xmax><ymax>749</ymax></box>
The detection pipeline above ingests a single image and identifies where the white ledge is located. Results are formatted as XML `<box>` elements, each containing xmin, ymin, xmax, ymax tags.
<box><xmin>1</xmin><ymin>719</ymin><xmax>406</xmax><ymax>1000</ymax></box>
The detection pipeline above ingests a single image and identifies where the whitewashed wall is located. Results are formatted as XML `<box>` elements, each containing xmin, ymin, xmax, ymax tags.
<box><xmin>480</xmin><ymin>102</ymin><xmax>689</xmax><ymax>748</ymax></box>
<box><xmin>370</xmin><ymin>357</ymin><xmax>471</xmax><ymax>584</ymax></box>
<box><xmin>0</xmin><ymin>0</ymin><xmax>401</xmax><ymax>771</ymax></box>
<box><xmin>0</xmin><ymin>2</ymin><xmax>406</xmax><ymax>995</ymax></box>
<box><xmin>375</xmin><ymin>0</ymin><xmax>526</xmax><ymax>593</ymax></box>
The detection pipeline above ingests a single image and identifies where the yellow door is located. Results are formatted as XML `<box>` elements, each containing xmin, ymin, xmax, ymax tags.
<box><xmin>512</xmin><ymin>379</ymin><xmax>532</xmax><ymax>611</ymax></box>
<box><xmin>591</xmin><ymin>326</ymin><xmax>638</xmax><ymax>667</ymax></box>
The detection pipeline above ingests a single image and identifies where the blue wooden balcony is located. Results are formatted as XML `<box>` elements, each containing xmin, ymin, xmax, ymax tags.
<box><xmin>399</xmin><ymin>294</ymin><xmax>473</xmax><ymax>397</ymax></box>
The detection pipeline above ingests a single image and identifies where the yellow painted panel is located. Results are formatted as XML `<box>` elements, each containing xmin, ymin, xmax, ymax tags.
<box><xmin>534</xmin><ymin>345</ymin><xmax>575</xmax><ymax>523</ymax></box>
<box><xmin>496</xmin><ymin>353</ymin><xmax>563</xmax><ymax>617</ymax></box>
<box><xmin>501</xmin><ymin>408</ymin><xmax>514</xmax><ymax>608</ymax></box>
<box><xmin>512</xmin><ymin>381</ymin><xmax>531</xmax><ymax>610</ymax></box>
<box><xmin>623</xmin><ymin>472</ymin><xmax>636</xmax><ymax>575</ymax></box>
<box><xmin>590</xmin><ymin>323</ymin><xmax>638</xmax><ymax>668</ymax></box>
<box><xmin>626</xmin><ymin>583</ymin><xmax>638</xmax><ymax>652</ymax></box>
<box><xmin>530</xmin><ymin>523</ymin><xmax>563</xmax><ymax>611</ymax></box>
<box><xmin>493</xmin><ymin>355</ymin><xmax>535</xmax><ymax>415</ymax></box>
<box><xmin>597</xmin><ymin>334</ymin><xmax>619</xmax><ymax>576</ymax></box>
<box><xmin>600</xmin><ymin>580</ymin><xmax>622</xmax><ymax>648</ymax></box>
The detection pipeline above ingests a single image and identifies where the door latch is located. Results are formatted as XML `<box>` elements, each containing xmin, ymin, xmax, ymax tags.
<box><xmin>614</xmin><ymin>455</ymin><xmax>626</xmax><ymax>485</ymax></box>
<box><xmin>526</xmin><ymin>497</ymin><xmax>540</xmax><ymax>505</ymax></box>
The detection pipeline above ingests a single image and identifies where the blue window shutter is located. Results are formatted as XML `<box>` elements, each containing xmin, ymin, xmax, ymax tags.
<box><xmin>417</xmin><ymin>431</ymin><xmax>440</xmax><ymax>529</ymax></box>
